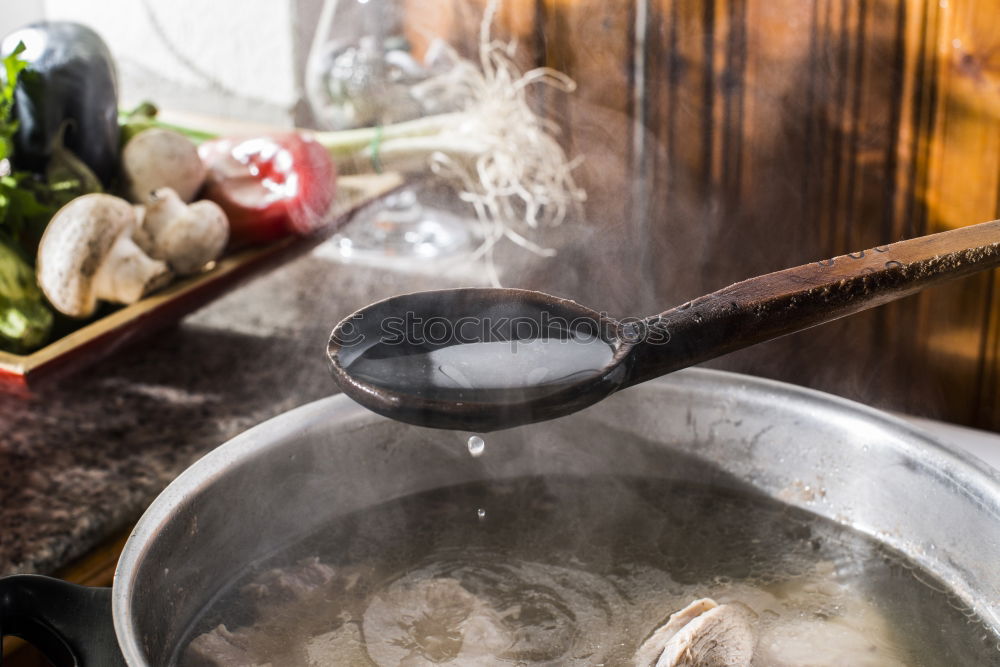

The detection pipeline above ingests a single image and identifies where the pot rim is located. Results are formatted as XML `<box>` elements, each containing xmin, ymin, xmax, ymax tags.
<box><xmin>110</xmin><ymin>368</ymin><xmax>1000</xmax><ymax>666</ymax></box>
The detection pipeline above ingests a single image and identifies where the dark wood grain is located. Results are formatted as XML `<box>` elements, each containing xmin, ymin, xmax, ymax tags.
<box><xmin>627</xmin><ymin>220</ymin><xmax>1000</xmax><ymax>385</ymax></box>
<box><xmin>408</xmin><ymin>0</ymin><xmax>1000</xmax><ymax>430</ymax></box>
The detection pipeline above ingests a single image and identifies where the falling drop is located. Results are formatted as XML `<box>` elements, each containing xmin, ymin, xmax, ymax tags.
<box><xmin>477</xmin><ymin>508</ymin><xmax>487</xmax><ymax>520</ymax></box>
<box><xmin>467</xmin><ymin>435</ymin><xmax>485</xmax><ymax>457</ymax></box>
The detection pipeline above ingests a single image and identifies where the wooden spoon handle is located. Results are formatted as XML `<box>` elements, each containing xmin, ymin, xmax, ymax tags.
<box><xmin>623</xmin><ymin>220</ymin><xmax>1000</xmax><ymax>387</ymax></box>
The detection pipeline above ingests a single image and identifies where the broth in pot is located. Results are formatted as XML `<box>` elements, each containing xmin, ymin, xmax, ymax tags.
<box><xmin>178</xmin><ymin>474</ymin><xmax>998</xmax><ymax>666</ymax></box>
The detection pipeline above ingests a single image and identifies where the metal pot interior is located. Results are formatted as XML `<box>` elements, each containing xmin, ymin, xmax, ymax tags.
<box><xmin>113</xmin><ymin>369</ymin><xmax>1000</xmax><ymax>665</ymax></box>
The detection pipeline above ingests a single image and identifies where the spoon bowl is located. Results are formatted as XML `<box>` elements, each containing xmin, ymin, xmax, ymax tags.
<box><xmin>328</xmin><ymin>288</ymin><xmax>630</xmax><ymax>430</ymax></box>
<box><xmin>329</xmin><ymin>219</ymin><xmax>1000</xmax><ymax>431</ymax></box>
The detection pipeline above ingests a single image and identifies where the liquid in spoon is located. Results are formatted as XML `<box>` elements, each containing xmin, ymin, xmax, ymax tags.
<box><xmin>344</xmin><ymin>334</ymin><xmax>616</xmax><ymax>403</ymax></box>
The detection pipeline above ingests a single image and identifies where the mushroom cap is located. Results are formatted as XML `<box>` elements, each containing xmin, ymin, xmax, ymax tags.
<box><xmin>122</xmin><ymin>127</ymin><xmax>206</xmax><ymax>203</ymax></box>
<box><xmin>36</xmin><ymin>193</ymin><xmax>137</xmax><ymax>317</ymax></box>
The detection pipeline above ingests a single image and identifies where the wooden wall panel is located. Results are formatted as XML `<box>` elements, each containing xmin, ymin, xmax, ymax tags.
<box><xmin>980</xmin><ymin>272</ymin><xmax>1000</xmax><ymax>424</ymax></box>
<box><xmin>917</xmin><ymin>1</ymin><xmax>1000</xmax><ymax>425</ymax></box>
<box><xmin>409</xmin><ymin>0</ymin><xmax>1000</xmax><ymax>429</ymax></box>
<box><xmin>402</xmin><ymin>0</ymin><xmax>539</xmax><ymax>62</ymax></box>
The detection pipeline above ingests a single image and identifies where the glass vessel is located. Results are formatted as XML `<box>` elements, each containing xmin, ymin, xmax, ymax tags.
<box><xmin>305</xmin><ymin>0</ymin><xmax>477</xmax><ymax>267</ymax></box>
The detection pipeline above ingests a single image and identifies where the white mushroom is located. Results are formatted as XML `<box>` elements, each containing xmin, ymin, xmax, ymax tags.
<box><xmin>139</xmin><ymin>188</ymin><xmax>229</xmax><ymax>275</ymax></box>
<box><xmin>121</xmin><ymin>127</ymin><xmax>206</xmax><ymax>203</ymax></box>
<box><xmin>36</xmin><ymin>193</ymin><xmax>172</xmax><ymax>318</ymax></box>
<box><xmin>634</xmin><ymin>598</ymin><xmax>755</xmax><ymax>667</ymax></box>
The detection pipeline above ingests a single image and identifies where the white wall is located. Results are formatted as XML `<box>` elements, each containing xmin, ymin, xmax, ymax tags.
<box><xmin>0</xmin><ymin>0</ymin><xmax>45</xmax><ymax>44</ymax></box>
<box><xmin>41</xmin><ymin>0</ymin><xmax>301</xmax><ymax>125</ymax></box>
<box><xmin>0</xmin><ymin>0</ymin><xmax>45</xmax><ymax>45</ymax></box>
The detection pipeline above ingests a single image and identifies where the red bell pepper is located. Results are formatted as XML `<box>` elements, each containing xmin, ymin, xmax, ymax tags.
<box><xmin>199</xmin><ymin>133</ymin><xmax>336</xmax><ymax>246</ymax></box>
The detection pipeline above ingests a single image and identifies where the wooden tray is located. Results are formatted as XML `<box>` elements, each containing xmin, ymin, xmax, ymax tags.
<box><xmin>0</xmin><ymin>173</ymin><xmax>403</xmax><ymax>393</ymax></box>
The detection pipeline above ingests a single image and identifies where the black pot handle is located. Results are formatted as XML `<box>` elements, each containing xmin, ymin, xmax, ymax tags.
<box><xmin>0</xmin><ymin>575</ymin><xmax>125</xmax><ymax>666</ymax></box>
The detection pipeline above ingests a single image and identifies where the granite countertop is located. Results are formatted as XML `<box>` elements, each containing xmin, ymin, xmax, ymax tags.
<box><xmin>0</xmin><ymin>234</ymin><xmax>461</xmax><ymax>577</ymax></box>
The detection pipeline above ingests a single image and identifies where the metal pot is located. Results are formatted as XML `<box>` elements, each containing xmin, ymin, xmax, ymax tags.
<box><xmin>2</xmin><ymin>369</ymin><xmax>999</xmax><ymax>665</ymax></box>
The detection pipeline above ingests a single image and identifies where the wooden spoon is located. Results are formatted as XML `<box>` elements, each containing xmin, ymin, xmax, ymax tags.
<box><xmin>328</xmin><ymin>220</ymin><xmax>1000</xmax><ymax>431</ymax></box>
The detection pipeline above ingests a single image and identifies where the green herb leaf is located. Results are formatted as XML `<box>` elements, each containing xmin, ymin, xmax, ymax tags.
<box><xmin>0</xmin><ymin>42</ymin><xmax>28</xmax><ymax>162</ymax></box>
<box><xmin>0</xmin><ymin>237</ymin><xmax>52</xmax><ymax>353</ymax></box>
<box><xmin>119</xmin><ymin>100</ymin><xmax>219</xmax><ymax>145</ymax></box>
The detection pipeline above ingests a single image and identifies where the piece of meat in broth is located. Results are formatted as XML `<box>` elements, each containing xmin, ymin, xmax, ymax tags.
<box><xmin>634</xmin><ymin>598</ymin><xmax>755</xmax><ymax>667</ymax></box>
<box><xmin>363</xmin><ymin>577</ymin><xmax>513</xmax><ymax>665</ymax></box>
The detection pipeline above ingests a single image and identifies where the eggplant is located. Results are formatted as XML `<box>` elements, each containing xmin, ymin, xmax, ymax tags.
<box><xmin>1</xmin><ymin>22</ymin><xmax>119</xmax><ymax>187</ymax></box>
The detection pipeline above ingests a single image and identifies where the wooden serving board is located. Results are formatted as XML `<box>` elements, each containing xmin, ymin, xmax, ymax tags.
<box><xmin>0</xmin><ymin>172</ymin><xmax>403</xmax><ymax>393</ymax></box>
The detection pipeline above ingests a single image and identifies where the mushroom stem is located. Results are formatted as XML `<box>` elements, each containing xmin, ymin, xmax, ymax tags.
<box><xmin>92</xmin><ymin>233</ymin><xmax>172</xmax><ymax>305</ymax></box>
<box><xmin>140</xmin><ymin>188</ymin><xmax>230</xmax><ymax>276</ymax></box>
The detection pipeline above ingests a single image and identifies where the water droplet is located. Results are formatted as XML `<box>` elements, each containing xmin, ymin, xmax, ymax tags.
<box><xmin>467</xmin><ymin>435</ymin><xmax>485</xmax><ymax>457</ymax></box>
<box><xmin>477</xmin><ymin>508</ymin><xmax>486</xmax><ymax>520</ymax></box>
